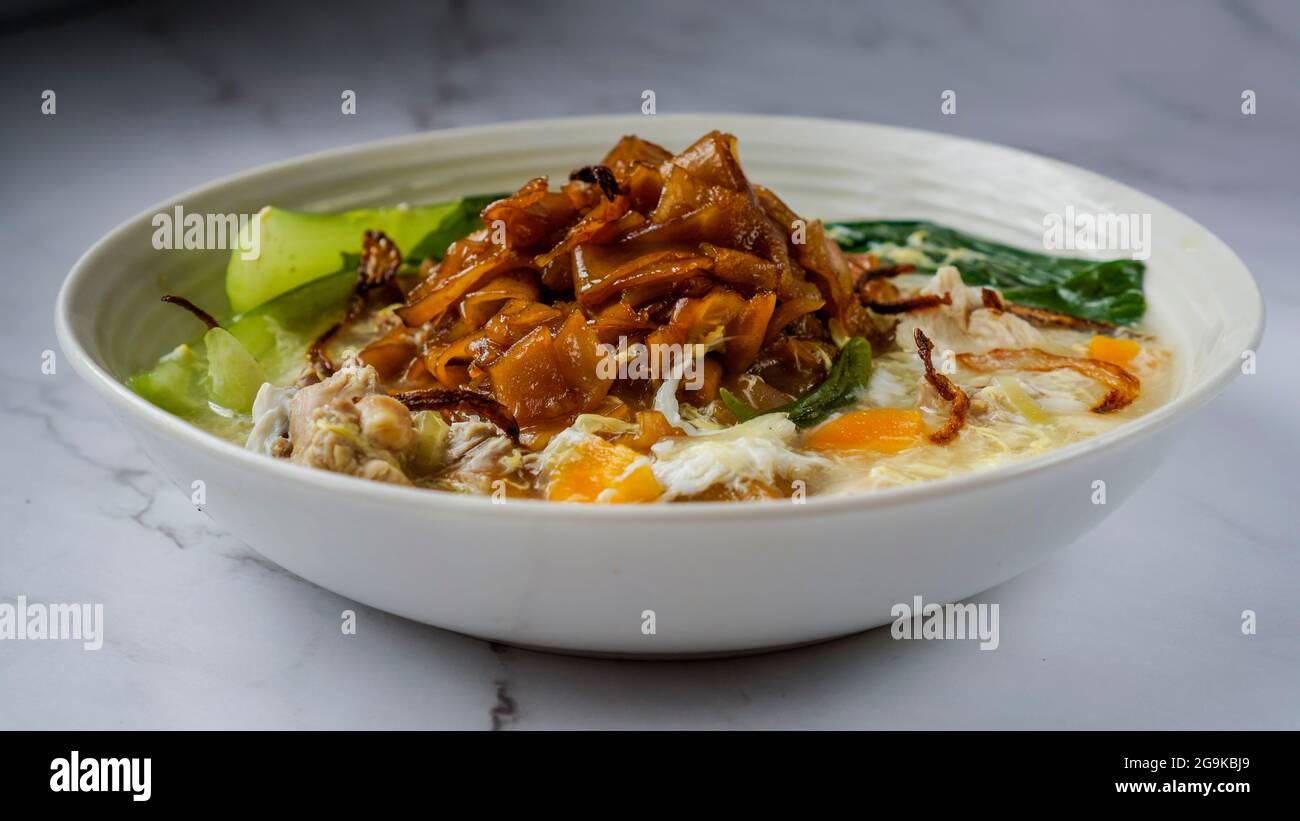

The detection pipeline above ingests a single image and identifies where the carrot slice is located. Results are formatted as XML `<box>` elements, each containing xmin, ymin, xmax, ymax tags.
<box><xmin>805</xmin><ymin>408</ymin><xmax>925</xmax><ymax>454</ymax></box>
<box><xmin>1088</xmin><ymin>335</ymin><xmax>1141</xmax><ymax>365</ymax></box>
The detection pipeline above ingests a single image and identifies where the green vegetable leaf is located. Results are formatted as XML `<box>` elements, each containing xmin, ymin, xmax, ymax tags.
<box><xmin>204</xmin><ymin>326</ymin><xmax>265</xmax><ymax>413</ymax></box>
<box><xmin>129</xmin><ymin>343</ymin><xmax>207</xmax><ymax>418</ymax></box>
<box><xmin>135</xmin><ymin>189</ymin><xmax>502</xmax><ymax>437</ymax></box>
<box><xmin>720</xmin><ymin>387</ymin><xmax>759</xmax><ymax>423</ymax></box>
<box><xmin>721</xmin><ymin>337</ymin><xmax>873</xmax><ymax>428</ymax></box>
<box><xmin>826</xmin><ymin>220</ymin><xmax>1145</xmax><ymax>325</ymax></box>
<box><xmin>222</xmin><ymin>268</ymin><xmax>356</xmax><ymax>385</ymax></box>
<box><xmin>404</xmin><ymin>194</ymin><xmax>504</xmax><ymax>261</ymax></box>
<box><xmin>130</xmin><ymin>269</ymin><xmax>356</xmax><ymax>437</ymax></box>
<box><xmin>227</xmin><ymin>194</ymin><xmax>505</xmax><ymax>314</ymax></box>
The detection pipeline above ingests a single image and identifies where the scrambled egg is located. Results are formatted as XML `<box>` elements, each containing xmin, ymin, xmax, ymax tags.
<box><xmin>648</xmin><ymin>415</ymin><xmax>827</xmax><ymax>500</ymax></box>
<box><xmin>534</xmin><ymin>413</ymin><xmax>827</xmax><ymax>501</ymax></box>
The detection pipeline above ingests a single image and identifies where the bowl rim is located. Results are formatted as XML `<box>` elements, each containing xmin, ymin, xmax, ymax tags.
<box><xmin>54</xmin><ymin>112</ymin><xmax>1266</xmax><ymax>523</ymax></box>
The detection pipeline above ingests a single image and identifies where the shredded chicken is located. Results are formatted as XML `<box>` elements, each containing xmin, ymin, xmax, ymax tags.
<box><xmin>246</xmin><ymin>383</ymin><xmax>296</xmax><ymax>456</ymax></box>
<box><xmin>285</xmin><ymin>365</ymin><xmax>414</xmax><ymax>485</ymax></box>
<box><xmin>894</xmin><ymin>266</ymin><xmax>1046</xmax><ymax>354</ymax></box>
<box><xmin>440</xmin><ymin>421</ymin><xmax>523</xmax><ymax>492</ymax></box>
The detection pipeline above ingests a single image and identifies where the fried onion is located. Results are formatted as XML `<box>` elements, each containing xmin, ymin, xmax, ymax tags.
<box><xmin>979</xmin><ymin>288</ymin><xmax>1142</xmax><ymax>338</ymax></box>
<box><xmin>866</xmin><ymin>292</ymin><xmax>953</xmax><ymax>315</ymax></box>
<box><xmin>390</xmin><ymin>386</ymin><xmax>517</xmax><ymax>432</ymax></box>
<box><xmin>852</xmin><ymin>262</ymin><xmax>916</xmax><ymax>290</ymax></box>
<box><xmin>358</xmin><ymin>229</ymin><xmax>402</xmax><ymax>291</ymax></box>
<box><xmin>914</xmin><ymin>328</ymin><xmax>969</xmax><ymax>444</ymax></box>
<box><xmin>957</xmin><ymin>347</ymin><xmax>1140</xmax><ymax>413</ymax></box>
<box><xmin>307</xmin><ymin>322</ymin><xmax>342</xmax><ymax>380</ymax></box>
<box><xmin>160</xmin><ymin>295</ymin><xmax>219</xmax><ymax>330</ymax></box>
<box><xmin>569</xmin><ymin>164</ymin><xmax>621</xmax><ymax>201</ymax></box>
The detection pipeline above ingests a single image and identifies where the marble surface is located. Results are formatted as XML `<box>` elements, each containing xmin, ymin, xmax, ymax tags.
<box><xmin>1</xmin><ymin>0</ymin><xmax>1297</xmax><ymax>729</ymax></box>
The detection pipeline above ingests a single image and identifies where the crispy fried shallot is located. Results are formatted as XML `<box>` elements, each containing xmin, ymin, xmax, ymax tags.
<box><xmin>569</xmin><ymin>165</ymin><xmax>621</xmax><ymax>201</ymax></box>
<box><xmin>308</xmin><ymin>322</ymin><xmax>342</xmax><ymax>380</ymax></box>
<box><xmin>980</xmin><ymin>287</ymin><xmax>1006</xmax><ymax>312</ymax></box>
<box><xmin>390</xmin><ymin>386</ymin><xmax>517</xmax><ymax>432</ymax></box>
<box><xmin>852</xmin><ymin>262</ymin><xmax>916</xmax><ymax>290</ymax></box>
<box><xmin>307</xmin><ymin>231</ymin><xmax>416</xmax><ymax>382</ymax></box>
<box><xmin>914</xmin><ymin>328</ymin><xmax>969</xmax><ymax>444</ymax></box>
<box><xmin>160</xmin><ymin>295</ymin><xmax>219</xmax><ymax>330</ymax></box>
<box><xmin>957</xmin><ymin>347</ymin><xmax>1140</xmax><ymax>413</ymax></box>
<box><xmin>866</xmin><ymin>292</ymin><xmax>953</xmax><ymax>315</ymax></box>
<box><xmin>980</xmin><ymin>288</ymin><xmax>1140</xmax><ymax>338</ymax></box>
<box><xmin>358</xmin><ymin>229</ymin><xmax>402</xmax><ymax>291</ymax></box>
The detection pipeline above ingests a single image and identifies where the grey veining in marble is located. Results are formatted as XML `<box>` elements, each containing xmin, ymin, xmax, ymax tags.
<box><xmin>1</xmin><ymin>0</ymin><xmax>1297</xmax><ymax>729</ymax></box>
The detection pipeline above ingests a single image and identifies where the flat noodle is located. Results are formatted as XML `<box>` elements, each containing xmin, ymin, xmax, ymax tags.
<box><xmin>859</xmin><ymin>277</ymin><xmax>899</xmax><ymax>303</ymax></box>
<box><xmin>957</xmin><ymin>347</ymin><xmax>1141</xmax><ymax>413</ymax></box>
<box><xmin>762</xmin><ymin>295</ymin><xmax>824</xmax><ymax>345</ymax></box>
<box><xmin>386</xmin><ymin>130</ymin><xmax>883</xmax><ymax>434</ymax></box>
<box><xmin>914</xmin><ymin>328</ymin><xmax>969</xmax><ymax>444</ymax></box>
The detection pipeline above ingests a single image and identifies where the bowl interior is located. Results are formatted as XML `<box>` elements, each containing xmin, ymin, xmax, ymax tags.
<box><xmin>63</xmin><ymin>113</ymin><xmax>1262</xmax><ymax>440</ymax></box>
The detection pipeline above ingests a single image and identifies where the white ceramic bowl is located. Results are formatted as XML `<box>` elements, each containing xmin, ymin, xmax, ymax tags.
<box><xmin>56</xmin><ymin>114</ymin><xmax>1263</xmax><ymax>656</ymax></box>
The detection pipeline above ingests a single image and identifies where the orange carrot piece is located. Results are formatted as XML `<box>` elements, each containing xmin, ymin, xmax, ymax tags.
<box><xmin>805</xmin><ymin>408</ymin><xmax>925</xmax><ymax>454</ymax></box>
<box><xmin>1087</xmin><ymin>335</ymin><xmax>1140</xmax><ymax>365</ymax></box>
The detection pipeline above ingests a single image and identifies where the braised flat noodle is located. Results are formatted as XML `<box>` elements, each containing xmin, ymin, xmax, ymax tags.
<box><xmin>135</xmin><ymin>130</ymin><xmax>1175</xmax><ymax>503</ymax></box>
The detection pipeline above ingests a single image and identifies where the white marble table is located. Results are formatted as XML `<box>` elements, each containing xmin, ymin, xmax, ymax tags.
<box><xmin>1</xmin><ymin>0</ymin><xmax>1296</xmax><ymax>729</ymax></box>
